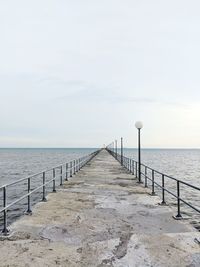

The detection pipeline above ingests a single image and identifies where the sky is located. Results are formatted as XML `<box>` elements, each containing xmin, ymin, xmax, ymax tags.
<box><xmin>0</xmin><ymin>0</ymin><xmax>200</xmax><ymax>148</ymax></box>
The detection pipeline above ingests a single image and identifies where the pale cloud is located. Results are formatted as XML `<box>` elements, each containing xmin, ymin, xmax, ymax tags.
<box><xmin>55</xmin><ymin>82</ymin><xmax>155</xmax><ymax>103</ymax></box>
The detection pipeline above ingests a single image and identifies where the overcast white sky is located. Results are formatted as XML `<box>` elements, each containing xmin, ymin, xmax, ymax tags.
<box><xmin>0</xmin><ymin>0</ymin><xmax>200</xmax><ymax>148</ymax></box>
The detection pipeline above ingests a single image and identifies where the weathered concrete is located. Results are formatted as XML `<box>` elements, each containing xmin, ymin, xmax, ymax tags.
<box><xmin>0</xmin><ymin>149</ymin><xmax>200</xmax><ymax>267</ymax></box>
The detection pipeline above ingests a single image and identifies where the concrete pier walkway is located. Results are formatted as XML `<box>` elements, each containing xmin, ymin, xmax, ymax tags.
<box><xmin>0</xmin><ymin>149</ymin><xmax>200</xmax><ymax>267</ymax></box>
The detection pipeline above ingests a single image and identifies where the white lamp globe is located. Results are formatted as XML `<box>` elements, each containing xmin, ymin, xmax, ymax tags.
<box><xmin>135</xmin><ymin>121</ymin><xmax>143</xmax><ymax>129</ymax></box>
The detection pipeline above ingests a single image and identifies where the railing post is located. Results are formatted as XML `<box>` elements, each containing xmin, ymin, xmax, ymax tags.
<box><xmin>60</xmin><ymin>166</ymin><xmax>63</xmax><ymax>186</ymax></box>
<box><xmin>121</xmin><ymin>137</ymin><xmax>123</xmax><ymax>165</ymax></box>
<box><xmin>151</xmin><ymin>170</ymin><xmax>155</xmax><ymax>195</ymax></box>
<box><xmin>115</xmin><ymin>140</ymin><xmax>117</xmax><ymax>159</ymax></box>
<box><xmin>73</xmin><ymin>160</ymin><xmax>76</xmax><ymax>174</ymax></box>
<box><xmin>76</xmin><ymin>160</ymin><xmax>78</xmax><ymax>172</ymax></box>
<box><xmin>135</xmin><ymin>162</ymin><xmax>138</xmax><ymax>178</ymax></box>
<box><xmin>66</xmin><ymin>163</ymin><xmax>68</xmax><ymax>181</ymax></box>
<box><xmin>175</xmin><ymin>181</ymin><xmax>182</xmax><ymax>219</ymax></box>
<box><xmin>42</xmin><ymin>172</ymin><xmax>47</xmax><ymax>202</ymax></box>
<box><xmin>131</xmin><ymin>160</ymin><xmax>133</xmax><ymax>173</ymax></box>
<box><xmin>53</xmin><ymin>168</ymin><xmax>56</xmax><ymax>192</ymax></box>
<box><xmin>2</xmin><ymin>186</ymin><xmax>9</xmax><ymax>235</ymax></box>
<box><xmin>132</xmin><ymin>161</ymin><xmax>135</xmax><ymax>175</ymax></box>
<box><xmin>145</xmin><ymin>166</ymin><xmax>148</xmax><ymax>188</ymax></box>
<box><xmin>161</xmin><ymin>174</ymin><xmax>166</xmax><ymax>205</ymax></box>
<box><xmin>26</xmin><ymin>178</ymin><xmax>32</xmax><ymax>214</ymax></box>
<box><xmin>70</xmin><ymin>161</ymin><xmax>72</xmax><ymax>177</ymax></box>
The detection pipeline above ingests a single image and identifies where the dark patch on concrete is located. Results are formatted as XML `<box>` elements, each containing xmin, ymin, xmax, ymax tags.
<box><xmin>0</xmin><ymin>231</ymin><xmax>32</xmax><ymax>241</ymax></box>
<box><xmin>138</xmin><ymin>210</ymin><xmax>150</xmax><ymax>216</ymax></box>
<box><xmin>98</xmin><ymin>257</ymin><xmax>115</xmax><ymax>267</ymax></box>
<box><xmin>114</xmin><ymin>177</ymin><xmax>135</xmax><ymax>181</ymax></box>
<box><xmin>117</xmin><ymin>197</ymin><xmax>127</xmax><ymax>201</ymax></box>
<box><xmin>109</xmin><ymin>182</ymin><xmax>132</xmax><ymax>188</ymax></box>
<box><xmin>77</xmin><ymin>247</ymin><xmax>83</xmax><ymax>253</ymax></box>
<box><xmin>190</xmin><ymin>221</ymin><xmax>200</xmax><ymax>232</ymax></box>
<box><xmin>144</xmin><ymin>204</ymin><xmax>158</xmax><ymax>209</ymax></box>
<box><xmin>134</xmin><ymin>244</ymin><xmax>140</xmax><ymax>249</ymax></box>
<box><xmin>113</xmin><ymin>232</ymin><xmax>132</xmax><ymax>259</ymax></box>
<box><xmin>63</xmin><ymin>181</ymin><xmax>85</xmax><ymax>188</ymax></box>
<box><xmin>127</xmin><ymin>190</ymin><xmax>148</xmax><ymax>195</ymax></box>
<box><xmin>77</xmin><ymin>198</ymin><xmax>91</xmax><ymax>203</ymax></box>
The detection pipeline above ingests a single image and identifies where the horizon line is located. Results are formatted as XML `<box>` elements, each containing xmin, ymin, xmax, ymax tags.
<box><xmin>0</xmin><ymin>147</ymin><xmax>200</xmax><ymax>150</ymax></box>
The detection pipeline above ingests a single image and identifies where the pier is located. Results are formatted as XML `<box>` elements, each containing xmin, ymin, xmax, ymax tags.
<box><xmin>0</xmin><ymin>149</ymin><xmax>200</xmax><ymax>266</ymax></box>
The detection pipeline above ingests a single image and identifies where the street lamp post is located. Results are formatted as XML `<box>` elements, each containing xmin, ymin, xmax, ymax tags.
<box><xmin>121</xmin><ymin>137</ymin><xmax>123</xmax><ymax>165</ymax></box>
<box><xmin>135</xmin><ymin>121</ymin><xmax>143</xmax><ymax>183</ymax></box>
<box><xmin>115</xmin><ymin>140</ymin><xmax>117</xmax><ymax>158</ymax></box>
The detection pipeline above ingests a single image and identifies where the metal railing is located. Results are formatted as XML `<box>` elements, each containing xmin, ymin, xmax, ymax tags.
<box><xmin>0</xmin><ymin>149</ymin><xmax>100</xmax><ymax>235</ymax></box>
<box><xmin>106</xmin><ymin>146</ymin><xmax>200</xmax><ymax>219</ymax></box>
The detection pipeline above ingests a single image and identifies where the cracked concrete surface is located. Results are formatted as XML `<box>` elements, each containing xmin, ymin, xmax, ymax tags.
<box><xmin>0</xmin><ymin>149</ymin><xmax>200</xmax><ymax>267</ymax></box>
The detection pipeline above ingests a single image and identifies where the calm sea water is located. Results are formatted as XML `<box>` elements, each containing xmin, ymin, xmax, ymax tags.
<box><xmin>0</xmin><ymin>148</ymin><xmax>200</xmax><ymax>228</ymax></box>
<box><xmin>124</xmin><ymin>148</ymin><xmax>200</xmax><ymax>220</ymax></box>
<box><xmin>0</xmin><ymin>148</ymin><xmax>97</xmax><ymax>187</ymax></box>
<box><xmin>124</xmin><ymin>148</ymin><xmax>200</xmax><ymax>187</ymax></box>
<box><xmin>0</xmin><ymin>148</ymin><xmax>97</xmax><ymax>227</ymax></box>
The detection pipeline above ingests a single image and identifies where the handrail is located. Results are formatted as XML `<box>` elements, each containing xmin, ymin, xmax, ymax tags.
<box><xmin>0</xmin><ymin>161</ymin><xmax>75</xmax><ymax>190</ymax></box>
<box><xmin>0</xmin><ymin>177</ymin><xmax>56</xmax><ymax>214</ymax></box>
<box><xmin>0</xmin><ymin>156</ymin><xmax>95</xmax><ymax>189</ymax></box>
<box><xmin>140</xmin><ymin>163</ymin><xmax>200</xmax><ymax>191</ymax></box>
<box><xmin>0</xmin><ymin>149</ymin><xmax>100</xmax><ymax>235</ymax></box>
<box><xmin>106</xmin><ymin>146</ymin><xmax>200</xmax><ymax>220</ymax></box>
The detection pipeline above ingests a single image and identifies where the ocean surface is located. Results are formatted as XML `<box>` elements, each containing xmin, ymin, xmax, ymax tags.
<box><xmin>0</xmin><ymin>148</ymin><xmax>200</xmax><ymax>228</ymax></box>
<box><xmin>0</xmin><ymin>148</ymin><xmax>97</xmax><ymax>227</ymax></box>
<box><xmin>124</xmin><ymin>148</ymin><xmax>200</xmax><ymax>220</ymax></box>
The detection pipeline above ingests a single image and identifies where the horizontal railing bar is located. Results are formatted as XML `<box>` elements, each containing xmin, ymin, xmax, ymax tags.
<box><xmin>106</xmin><ymin>147</ymin><xmax>200</xmax><ymax>217</ymax></box>
<box><xmin>0</xmin><ymin>152</ymin><xmax>97</xmax><ymax>190</ymax></box>
<box><xmin>0</xmin><ymin>150</ymin><xmax>100</xmax><ymax>214</ymax></box>
<box><xmin>178</xmin><ymin>197</ymin><xmax>200</xmax><ymax>213</ymax></box>
<box><xmin>140</xmin><ymin>163</ymin><xmax>178</xmax><ymax>181</ymax></box>
<box><xmin>140</xmin><ymin>172</ymin><xmax>200</xmax><ymax>213</ymax></box>
<box><xmin>141</xmin><ymin>172</ymin><xmax>185</xmax><ymax>199</ymax></box>
<box><xmin>178</xmin><ymin>180</ymin><xmax>200</xmax><ymax>191</ymax></box>
<box><xmin>0</xmin><ymin>169</ymin><xmax>54</xmax><ymax>189</ymax></box>
<box><xmin>0</xmin><ymin>176</ymin><xmax>57</xmax><ymax>213</ymax></box>
<box><xmin>141</xmin><ymin>165</ymin><xmax>200</xmax><ymax>190</ymax></box>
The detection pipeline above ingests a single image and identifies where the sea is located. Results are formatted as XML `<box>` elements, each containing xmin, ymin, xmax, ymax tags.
<box><xmin>0</xmin><ymin>148</ymin><xmax>200</xmax><ymax>228</ymax></box>
<box><xmin>125</xmin><ymin>148</ymin><xmax>200</xmax><ymax>221</ymax></box>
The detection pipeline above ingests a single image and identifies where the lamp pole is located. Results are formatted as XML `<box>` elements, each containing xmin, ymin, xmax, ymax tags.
<box><xmin>135</xmin><ymin>121</ymin><xmax>143</xmax><ymax>183</ymax></box>
<box><xmin>115</xmin><ymin>140</ymin><xmax>117</xmax><ymax>158</ymax></box>
<box><xmin>121</xmin><ymin>137</ymin><xmax>123</xmax><ymax>165</ymax></box>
